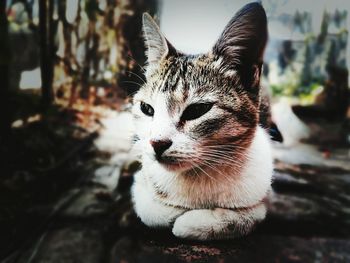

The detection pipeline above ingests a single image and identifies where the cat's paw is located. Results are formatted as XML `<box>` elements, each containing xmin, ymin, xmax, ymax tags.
<box><xmin>132</xmin><ymin>172</ymin><xmax>185</xmax><ymax>228</ymax></box>
<box><xmin>171</xmin><ymin>206</ymin><xmax>265</xmax><ymax>240</ymax></box>
<box><xmin>172</xmin><ymin>209</ymin><xmax>229</xmax><ymax>240</ymax></box>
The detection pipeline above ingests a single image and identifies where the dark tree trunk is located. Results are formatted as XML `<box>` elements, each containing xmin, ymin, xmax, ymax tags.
<box><xmin>0</xmin><ymin>0</ymin><xmax>11</xmax><ymax>140</ymax></box>
<box><xmin>81</xmin><ymin>21</ymin><xmax>98</xmax><ymax>98</ymax></box>
<box><xmin>39</xmin><ymin>0</ymin><xmax>55</xmax><ymax>110</ymax></box>
<box><xmin>116</xmin><ymin>0</ymin><xmax>158</xmax><ymax>95</ymax></box>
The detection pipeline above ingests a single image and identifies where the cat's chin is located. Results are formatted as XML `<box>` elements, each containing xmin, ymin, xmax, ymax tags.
<box><xmin>153</xmin><ymin>158</ymin><xmax>193</xmax><ymax>172</ymax></box>
<box><xmin>160</xmin><ymin>161</ymin><xmax>192</xmax><ymax>172</ymax></box>
<box><xmin>143</xmin><ymin>154</ymin><xmax>193</xmax><ymax>173</ymax></box>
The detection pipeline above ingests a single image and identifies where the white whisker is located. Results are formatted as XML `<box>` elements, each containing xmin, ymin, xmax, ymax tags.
<box><xmin>125</xmin><ymin>70</ymin><xmax>146</xmax><ymax>84</ymax></box>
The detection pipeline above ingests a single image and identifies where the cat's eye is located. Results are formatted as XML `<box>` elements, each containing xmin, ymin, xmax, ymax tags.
<box><xmin>181</xmin><ymin>103</ymin><xmax>213</xmax><ymax>121</ymax></box>
<box><xmin>140</xmin><ymin>102</ymin><xmax>154</xmax><ymax>116</ymax></box>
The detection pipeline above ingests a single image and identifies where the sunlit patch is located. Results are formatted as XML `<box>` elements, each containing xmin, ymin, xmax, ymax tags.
<box><xmin>11</xmin><ymin>119</ymin><xmax>24</xmax><ymax>128</ymax></box>
<box><xmin>11</xmin><ymin>114</ymin><xmax>42</xmax><ymax>128</ymax></box>
<box><xmin>19</xmin><ymin>68</ymin><xmax>41</xmax><ymax>90</ymax></box>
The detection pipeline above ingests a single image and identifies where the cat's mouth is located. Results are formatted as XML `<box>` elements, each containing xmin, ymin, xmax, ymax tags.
<box><xmin>156</xmin><ymin>156</ymin><xmax>190</xmax><ymax>171</ymax></box>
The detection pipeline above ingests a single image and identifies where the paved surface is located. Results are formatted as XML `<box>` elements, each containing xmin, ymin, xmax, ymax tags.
<box><xmin>3</xmin><ymin>111</ymin><xmax>350</xmax><ymax>263</ymax></box>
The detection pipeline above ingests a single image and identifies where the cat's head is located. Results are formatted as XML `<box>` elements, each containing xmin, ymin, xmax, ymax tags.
<box><xmin>132</xmin><ymin>3</ymin><xmax>267</xmax><ymax>173</ymax></box>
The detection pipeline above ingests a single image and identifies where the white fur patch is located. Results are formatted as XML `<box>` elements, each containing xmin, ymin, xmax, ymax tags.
<box><xmin>224</xmin><ymin>70</ymin><xmax>237</xmax><ymax>78</ymax></box>
<box><xmin>132</xmin><ymin>126</ymin><xmax>273</xmax><ymax>239</ymax></box>
<box><xmin>212</xmin><ymin>57</ymin><xmax>224</xmax><ymax>69</ymax></box>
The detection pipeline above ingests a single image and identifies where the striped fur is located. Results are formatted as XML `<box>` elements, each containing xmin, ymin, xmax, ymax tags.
<box><xmin>131</xmin><ymin>3</ymin><xmax>273</xmax><ymax>240</ymax></box>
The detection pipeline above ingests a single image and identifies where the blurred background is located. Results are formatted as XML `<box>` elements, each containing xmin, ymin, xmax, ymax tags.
<box><xmin>0</xmin><ymin>0</ymin><xmax>350</xmax><ymax>262</ymax></box>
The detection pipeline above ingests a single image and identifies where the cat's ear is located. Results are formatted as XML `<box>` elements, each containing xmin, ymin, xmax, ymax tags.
<box><xmin>212</xmin><ymin>3</ymin><xmax>267</xmax><ymax>86</ymax></box>
<box><xmin>142</xmin><ymin>13</ymin><xmax>175</xmax><ymax>66</ymax></box>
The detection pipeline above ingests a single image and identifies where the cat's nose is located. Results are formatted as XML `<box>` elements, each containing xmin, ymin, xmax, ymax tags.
<box><xmin>150</xmin><ymin>139</ymin><xmax>172</xmax><ymax>158</ymax></box>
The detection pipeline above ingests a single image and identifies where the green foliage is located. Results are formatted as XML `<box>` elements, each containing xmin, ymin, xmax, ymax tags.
<box><xmin>271</xmin><ymin>80</ymin><xmax>323</xmax><ymax>104</ymax></box>
<box><xmin>271</xmin><ymin>82</ymin><xmax>297</xmax><ymax>97</ymax></box>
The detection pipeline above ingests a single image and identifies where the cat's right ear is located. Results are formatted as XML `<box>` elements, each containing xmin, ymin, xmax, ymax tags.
<box><xmin>142</xmin><ymin>13</ymin><xmax>169</xmax><ymax>66</ymax></box>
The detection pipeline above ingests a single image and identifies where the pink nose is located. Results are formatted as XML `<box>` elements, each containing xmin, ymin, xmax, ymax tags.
<box><xmin>150</xmin><ymin>140</ymin><xmax>172</xmax><ymax>158</ymax></box>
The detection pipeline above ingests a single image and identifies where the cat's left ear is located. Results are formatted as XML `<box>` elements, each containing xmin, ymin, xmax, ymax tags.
<box><xmin>212</xmin><ymin>3</ymin><xmax>267</xmax><ymax>88</ymax></box>
<box><xmin>142</xmin><ymin>13</ymin><xmax>176</xmax><ymax>68</ymax></box>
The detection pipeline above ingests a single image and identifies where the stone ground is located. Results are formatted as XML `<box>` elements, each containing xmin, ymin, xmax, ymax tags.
<box><xmin>2</xmin><ymin>110</ymin><xmax>350</xmax><ymax>263</ymax></box>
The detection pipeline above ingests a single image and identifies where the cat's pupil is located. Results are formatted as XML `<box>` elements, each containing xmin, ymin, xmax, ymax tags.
<box><xmin>140</xmin><ymin>102</ymin><xmax>154</xmax><ymax>116</ymax></box>
<box><xmin>181</xmin><ymin>103</ymin><xmax>213</xmax><ymax>121</ymax></box>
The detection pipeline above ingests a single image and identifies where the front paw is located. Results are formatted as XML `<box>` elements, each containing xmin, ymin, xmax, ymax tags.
<box><xmin>172</xmin><ymin>209</ymin><xmax>225</xmax><ymax>240</ymax></box>
<box><xmin>132</xmin><ymin>173</ymin><xmax>185</xmax><ymax>228</ymax></box>
<box><xmin>172</xmin><ymin>206</ymin><xmax>265</xmax><ymax>240</ymax></box>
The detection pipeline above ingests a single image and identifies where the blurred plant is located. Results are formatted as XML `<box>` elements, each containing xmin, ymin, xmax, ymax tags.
<box><xmin>270</xmin><ymin>8</ymin><xmax>348</xmax><ymax>103</ymax></box>
<box><xmin>54</xmin><ymin>0</ymin><xmax>158</xmax><ymax>106</ymax></box>
<box><xmin>3</xmin><ymin>0</ymin><xmax>158</xmax><ymax>131</ymax></box>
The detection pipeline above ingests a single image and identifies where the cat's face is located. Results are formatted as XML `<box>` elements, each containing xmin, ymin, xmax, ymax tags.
<box><xmin>132</xmin><ymin>3</ymin><xmax>267</xmax><ymax>173</ymax></box>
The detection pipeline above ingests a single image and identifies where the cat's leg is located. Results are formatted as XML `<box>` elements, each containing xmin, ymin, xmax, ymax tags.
<box><xmin>172</xmin><ymin>203</ymin><xmax>266</xmax><ymax>240</ymax></box>
<box><xmin>132</xmin><ymin>172</ymin><xmax>185</xmax><ymax>228</ymax></box>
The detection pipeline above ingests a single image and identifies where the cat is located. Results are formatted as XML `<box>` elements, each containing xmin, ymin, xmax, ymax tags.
<box><xmin>131</xmin><ymin>2</ymin><xmax>273</xmax><ymax>240</ymax></box>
